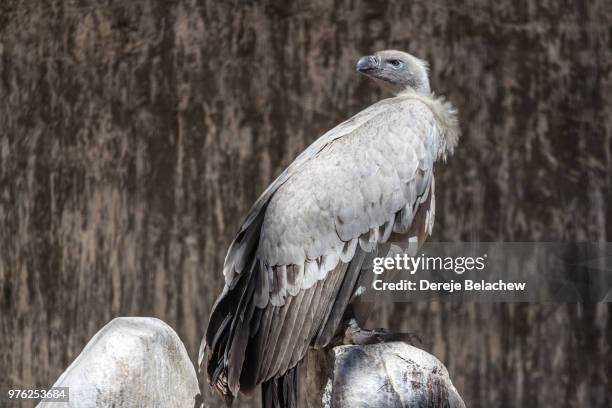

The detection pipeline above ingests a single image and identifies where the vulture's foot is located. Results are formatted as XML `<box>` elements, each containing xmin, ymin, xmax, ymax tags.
<box><xmin>342</xmin><ymin>319</ymin><xmax>422</xmax><ymax>346</ymax></box>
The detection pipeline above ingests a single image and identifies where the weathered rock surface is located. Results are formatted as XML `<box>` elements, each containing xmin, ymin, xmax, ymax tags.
<box><xmin>37</xmin><ymin>317</ymin><xmax>201</xmax><ymax>408</ymax></box>
<box><xmin>308</xmin><ymin>342</ymin><xmax>464</xmax><ymax>408</ymax></box>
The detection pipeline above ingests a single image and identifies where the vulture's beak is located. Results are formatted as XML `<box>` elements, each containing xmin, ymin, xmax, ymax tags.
<box><xmin>356</xmin><ymin>55</ymin><xmax>381</xmax><ymax>73</ymax></box>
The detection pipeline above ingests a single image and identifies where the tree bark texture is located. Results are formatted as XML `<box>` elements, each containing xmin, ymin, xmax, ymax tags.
<box><xmin>1</xmin><ymin>1</ymin><xmax>611</xmax><ymax>407</ymax></box>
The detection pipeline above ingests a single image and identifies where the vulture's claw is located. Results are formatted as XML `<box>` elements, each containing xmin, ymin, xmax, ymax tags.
<box><xmin>342</xmin><ymin>319</ymin><xmax>422</xmax><ymax>346</ymax></box>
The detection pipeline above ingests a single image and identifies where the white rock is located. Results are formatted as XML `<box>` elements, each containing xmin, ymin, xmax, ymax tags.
<box><xmin>37</xmin><ymin>317</ymin><xmax>201</xmax><ymax>408</ymax></box>
<box><xmin>308</xmin><ymin>342</ymin><xmax>464</xmax><ymax>408</ymax></box>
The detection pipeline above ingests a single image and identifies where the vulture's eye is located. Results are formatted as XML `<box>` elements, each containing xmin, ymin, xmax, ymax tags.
<box><xmin>388</xmin><ymin>59</ymin><xmax>402</xmax><ymax>68</ymax></box>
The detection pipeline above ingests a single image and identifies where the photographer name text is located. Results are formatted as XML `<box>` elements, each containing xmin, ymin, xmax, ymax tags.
<box><xmin>371</xmin><ymin>253</ymin><xmax>526</xmax><ymax>293</ymax></box>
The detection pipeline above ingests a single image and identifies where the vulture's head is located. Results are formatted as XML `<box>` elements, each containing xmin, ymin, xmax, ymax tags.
<box><xmin>356</xmin><ymin>50</ymin><xmax>430</xmax><ymax>95</ymax></box>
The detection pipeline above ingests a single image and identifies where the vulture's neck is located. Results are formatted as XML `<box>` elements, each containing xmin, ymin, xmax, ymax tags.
<box><xmin>397</xmin><ymin>89</ymin><xmax>461</xmax><ymax>161</ymax></box>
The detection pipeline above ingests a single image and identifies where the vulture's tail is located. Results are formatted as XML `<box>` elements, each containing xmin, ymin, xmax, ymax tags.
<box><xmin>203</xmin><ymin>263</ymin><xmax>258</xmax><ymax>403</ymax></box>
<box><xmin>203</xmin><ymin>209</ymin><xmax>268</xmax><ymax>403</ymax></box>
<box><xmin>261</xmin><ymin>365</ymin><xmax>299</xmax><ymax>408</ymax></box>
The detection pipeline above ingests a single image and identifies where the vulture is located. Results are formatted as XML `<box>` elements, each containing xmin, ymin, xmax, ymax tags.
<box><xmin>200</xmin><ymin>50</ymin><xmax>460</xmax><ymax>407</ymax></box>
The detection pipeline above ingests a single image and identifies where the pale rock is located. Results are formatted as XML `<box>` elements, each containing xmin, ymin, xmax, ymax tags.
<box><xmin>307</xmin><ymin>342</ymin><xmax>464</xmax><ymax>408</ymax></box>
<box><xmin>37</xmin><ymin>317</ymin><xmax>201</xmax><ymax>408</ymax></box>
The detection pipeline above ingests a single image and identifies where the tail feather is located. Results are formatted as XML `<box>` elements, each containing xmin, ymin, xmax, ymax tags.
<box><xmin>204</xmin><ymin>266</ymin><xmax>255</xmax><ymax>399</ymax></box>
<box><xmin>204</xmin><ymin>208</ymin><xmax>268</xmax><ymax>403</ymax></box>
<box><xmin>261</xmin><ymin>365</ymin><xmax>299</xmax><ymax>408</ymax></box>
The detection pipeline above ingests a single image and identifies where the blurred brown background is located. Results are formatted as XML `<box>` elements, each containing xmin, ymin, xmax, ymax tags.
<box><xmin>1</xmin><ymin>0</ymin><xmax>611</xmax><ymax>407</ymax></box>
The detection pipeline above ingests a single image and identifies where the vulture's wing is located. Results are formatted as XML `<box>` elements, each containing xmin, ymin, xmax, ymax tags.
<box><xmin>221</xmin><ymin>97</ymin><xmax>407</xmax><ymax>285</ymax></box>
<box><xmin>203</xmin><ymin>92</ymin><xmax>459</xmax><ymax>397</ymax></box>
